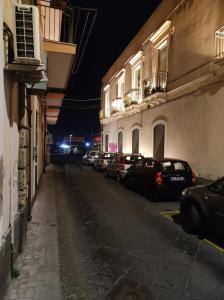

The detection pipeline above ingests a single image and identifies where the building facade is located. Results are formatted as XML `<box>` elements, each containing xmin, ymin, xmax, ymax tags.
<box><xmin>100</xmin><ymin>0</ymin><xmax>224</xmax><ymax>180</ymax></box>
<box><xmin>0</xmin><ymin>0</ymin><xmax>78</xmax><ymax>297</ymax></box>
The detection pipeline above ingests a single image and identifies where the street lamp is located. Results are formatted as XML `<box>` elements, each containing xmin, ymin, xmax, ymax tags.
<box><xmin>69</xmin><ymin>134</ymin><xmax>72</xmax><ymax>147</ymax></box>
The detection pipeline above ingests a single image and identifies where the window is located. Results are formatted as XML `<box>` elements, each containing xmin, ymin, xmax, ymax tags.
<box><xmin>132</xmin><ymin>64</ymin><xmax>141</xmax><ymax>90</ymax></box>
<box><xmin>215</xmin><ymin>26</ymin><xmax>224</xmax><ymax>60</ymax></box>
<box><xmin>132</xmin><ymin>129</ymin><xmax>139</xmax><ymax>154</ymax></box>
<box><xmin>105</xmin><ymin>90</ymin><xmax>110</xmax><ymax>118</ymax></box>
<box><xmin>157</xmin><ymin>40</ymin><xmax>168</xmax><ymax>72</ymax></box>
<box><xmin>153</xmin><ymin>124</ymin><xmax>165</xmax><ymax>159</ymax></box>
<box><xmin>118</xmin><ymin>131</ymin><xmax>123</xmax><ymax>153</ymax></box>
<box><xmin>105</xmin><ymin>134</ymin><xmax>109</xmax><ymax>152</ymax></box>
<box><xmin>117</xmin><ymin>75</ymin><xmax>125</xmax><ymax>98</ymax></box>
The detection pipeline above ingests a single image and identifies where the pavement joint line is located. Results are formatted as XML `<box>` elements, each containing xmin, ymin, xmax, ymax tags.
<box><xmin>160</xmin><ymin>210</ymin><xmax>224</xmax><ymax>254</ymax></box>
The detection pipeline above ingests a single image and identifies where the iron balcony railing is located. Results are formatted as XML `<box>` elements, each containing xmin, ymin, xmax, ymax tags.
<box><xmin>214</xmin><ymin>51</ymin><xmax>224</xmax><ymax>63</ymax></box>
<box><xmin>111</xmin><ymin>97</ymin><xmax>124</xmax><ymax>113</ymax></box>
<box><xmin>37</xmin><ymin>0</ymin><xmax>74</xmax><ymax>43</ymax></box>
<box><xmin>143</xmin><ymin>71</ymin><xmax>168</xmax><ymax>98</ymax></box>
<box><xmin>124</xmin><ymin>88</ymin><xmax>141</xmax><ymax>107</ymax></box>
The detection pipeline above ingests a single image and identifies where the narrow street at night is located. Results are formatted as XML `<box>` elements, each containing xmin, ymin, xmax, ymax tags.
<box><xmin>54</xmin><ymin>158</ymin><xmax>224</xmax><ymax>300</ymax></box>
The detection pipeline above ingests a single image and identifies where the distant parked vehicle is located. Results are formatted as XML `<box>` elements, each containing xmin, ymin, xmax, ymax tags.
<box><xmin>105</xmin><ymin>153</ymin><xmax>144</xmax><ymax>182</ymax></box>
<box><xmin>180</xmin><ymin>177</ymin><xmax>224</xmax><ymax>234</ymax></box>
<box><xmin>50</xmin><ymin>144</ymin><xmax>69</xmax><ymax>163</ymax></box>
<box><xmin>82</xmin><ymin>151</ymin><xmax>99</xmax><ymax>166</ymax></box>
<box><xmin>124</xmin><ymin>157</ymin><xmax>195</xmax><ymax>201</ymax></box>
<box><xmin>93</xmin><ymin>152</ymin><xmax>114</xmax><ymax>171</ymax></box>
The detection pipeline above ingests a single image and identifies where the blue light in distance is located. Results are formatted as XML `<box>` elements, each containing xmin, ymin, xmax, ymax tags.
<box><xmin>60</xmin><ymin>144</ymin><xmax>70</xmax><ymax>149</ymax></box>
<box><xmin>85</xmin><ymin>142</ymin><xmax>90</xmax><ymax>147</ymax></box>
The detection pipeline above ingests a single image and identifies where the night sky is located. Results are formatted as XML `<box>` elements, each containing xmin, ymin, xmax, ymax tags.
<box><xmin>49</xmin><ymin>0</ymin><xmax>162</xmax><ymax>138</ymax></box>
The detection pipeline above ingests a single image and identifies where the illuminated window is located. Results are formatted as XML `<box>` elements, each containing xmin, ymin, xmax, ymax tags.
<box><xmin>215</xmin><ymin>26</ymin><xmax>224</xmax><ymax>60</ymax></box>
<box><xmin>105</xmin><ymin>90</ymin><xmax>110</xmax><ymax>118</ymax></box>
<box><xmin>132</xmin><ymin>63</ymin><xmax>141</xmax><ymax>90</ymax></box>
<box><xmin>132</xmin><ymin>129</ymin><xmax>139</xmax><ymax>154</ymax></box>
<box><xmin>157</xmin><ymin>40</ymin><xmax>168</xmax><ymax>72</ymax></box>
<box><xmin>117</xmin><ymin>75</ymin><xmax>125</xmax><ymax>98</ymax></box>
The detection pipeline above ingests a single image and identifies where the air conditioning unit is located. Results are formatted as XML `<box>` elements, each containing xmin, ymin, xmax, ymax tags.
<box><xmin>14</xmin><ymin>4</ymin><xmax>41</xmax><ymax>64</ymax></box>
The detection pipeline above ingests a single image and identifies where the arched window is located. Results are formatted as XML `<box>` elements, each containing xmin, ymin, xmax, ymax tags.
<box><xmin>153</xmin><ymin>124</ymin><xmax>165</xmax><ymax>159</ymax></box>
<box><xmin>132</xmin><ymin>129</ymin><xmax>139</xmax><ymax>153</ymax></box>
<box><xmin>105</xmin><ymin>134</ymin><xmax>109</xmax><ymax>152</ymax></box>
<box><xmin>118</xmin><ymin>131</ymin><xmax>123</xmax><ymax>153</ymax></box>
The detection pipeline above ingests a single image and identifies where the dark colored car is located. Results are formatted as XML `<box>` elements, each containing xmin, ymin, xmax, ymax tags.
<box><xmin>50</xmin><ymin>144</ymin><xmax>69</xmax><ymax>163</ymax></box>
<box><xmin>124</xmin><ymin>157</ymin><xmax>195</xmax><ymax>201</ymax></box>
<box><xmin>93</xmin><ymin>152</ymin><xmax>114</xmax><ymax>171</ymax></box>
<box><xmin>180</xmin><ymin>177</ymin><xmax>224</xmax><ymax>234</ymax></box>
<box><xmin>105</xmin><ymin>153</ymin><xmax>144</xmax><ymax>182</ymax></box>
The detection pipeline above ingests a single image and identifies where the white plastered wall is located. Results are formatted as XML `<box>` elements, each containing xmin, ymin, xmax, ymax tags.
<box><xmin>0</xmin><ymin>0</ymin><xmax>4</xmax><ymax>244</ymax></box>
<box><xmin>104</xmin><ymin>80</ymin><xmax>224</xmax><ymax>180</ymax></box>
<box><xmin>2</xmin><ymin>0</ymin><xmax>20</xmax><ymax>243</ymax></box>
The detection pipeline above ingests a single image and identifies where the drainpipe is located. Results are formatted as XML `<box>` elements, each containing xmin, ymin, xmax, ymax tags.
<box><xmin>43</xmin><ymin>97</ymin><xmax>47</xmax><ymax>174</ymax></box>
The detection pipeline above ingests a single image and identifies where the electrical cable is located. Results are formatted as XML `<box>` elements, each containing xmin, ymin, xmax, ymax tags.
<box><xmin>64</xmin><ymin>97</ymin><xmax>100</xmax><ymax>102</ymax></box>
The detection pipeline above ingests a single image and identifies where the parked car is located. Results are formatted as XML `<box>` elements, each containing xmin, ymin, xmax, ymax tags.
<box><xmin>82</xmin><ymin>151</ymin><xmax>99</xmax><ymax>166</ymax></box>
<box><xmin>93</xmin><ymin>152</ymin><xmax>114</xmax><ymax>171</ymax></box>
<box><xmin>105</xmin><ymin>153</ymin><xmax>144</xmax><ymax>182</ymax></box>
<box><xmin>50</xmin><ymin>144</ymin><xmax>69</xmax><ymax>163</ymax></box>
<box><xmin>124</xmin><ymin>157</ymin><xmax>195</xmax><ymax>201</ymax></box>
<box><xmin>180</xmin><ymin>177</ymin><xmax>224</xmax><ymax>234</ymax></box>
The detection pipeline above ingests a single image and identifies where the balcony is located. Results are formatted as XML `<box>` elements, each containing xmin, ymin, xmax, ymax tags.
<box><xmin>214</xmin><ymin>51</ymin><xmax>224</xmax><ymax>65</ymax></box>
<box><xmin>143</xmin><ymin>71</ymin><xmax>168</xmax><ymax>98</ymax></box>
<box><xmin>124</xmin><ymin>88</ymin><xmax>141</xmax><ymax>107</ymax></box>
<box><xmin>37</xmin><ymin>0</ymin><xmax>77</xmax><ymax>91</ymax></box>
<box><xmin>111</xmin><ymin>97</ymin><xmax>124</xmax><ymax>113</ymax></box>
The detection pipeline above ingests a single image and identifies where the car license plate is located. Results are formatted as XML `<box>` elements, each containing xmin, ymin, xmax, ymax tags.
<box><xmin>170</xmin><ymin>177</ymin><xmax>185</xmax><ymax>181</ymax></box>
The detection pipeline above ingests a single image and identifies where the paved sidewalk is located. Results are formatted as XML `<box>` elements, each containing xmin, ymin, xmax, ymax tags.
<box><xmin>4</xmin><ymin>167</ymin><xmax>61</xmax><ymax>300</ymax></box>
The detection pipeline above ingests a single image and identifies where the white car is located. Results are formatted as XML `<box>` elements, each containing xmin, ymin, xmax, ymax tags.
<box><xmin>82</xmin><ymin>151</ymin><xmax>99</xmax><ymax>165</ymax></box>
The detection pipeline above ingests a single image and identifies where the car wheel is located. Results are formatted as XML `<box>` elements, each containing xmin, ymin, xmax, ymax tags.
<box><xmin>187</xmin><ymin>204</ymin><xmax>203</xmax><ymax>234</ymax></box>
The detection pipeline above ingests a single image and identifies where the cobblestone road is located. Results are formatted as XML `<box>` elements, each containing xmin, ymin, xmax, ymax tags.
<box><xmin>55</xmin><ymin>160</ymin><xmax>224</xmax><ymax>300</ymax></box>
<box><xmin>4</xmin><ymin>160</ymin><xmax>224</xmax><ymax>300</ymax></box>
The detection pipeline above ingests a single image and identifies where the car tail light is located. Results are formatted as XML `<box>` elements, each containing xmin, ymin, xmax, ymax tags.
<box><xmin>155</xmin><ymin>172</ymin><xmax>163</xmax><ymax>186</ymax></box>
<box><xmin>192</xmin><ymin>171</ymin><xmax>196</xmax><ymax>183</ymax></box>
<box><xmin>120</xmin><ymin>157</ymin><xmax>125</xmax><ymax>164</ymax></box>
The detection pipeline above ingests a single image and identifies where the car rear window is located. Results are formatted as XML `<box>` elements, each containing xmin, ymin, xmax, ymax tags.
<box><xmin>160</xmin><ymin>161</ymin><xmax>191</xmax><ymax>172</ymax></box>
<box><xmin>122</xmin><ymin>155</ymin><xmax>143</xmax><ymax>164</ymax></box>
<box><xmin>102</xmin><ymin>153</ymin><xmax>113</xmax><ymax>159</ymax></box>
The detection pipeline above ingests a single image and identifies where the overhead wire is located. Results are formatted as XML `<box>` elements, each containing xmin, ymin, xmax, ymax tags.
<box><xmin>64</xmin><ymin>97</ymin><xmax>100</xmax><ymax>102</ymax></box>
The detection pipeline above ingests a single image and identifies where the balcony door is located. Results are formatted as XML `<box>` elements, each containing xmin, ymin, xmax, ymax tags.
<box><xmin>158</xmin><ymin>40</ymin><xmax>168</xmax><ymax>72</ymax></box>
